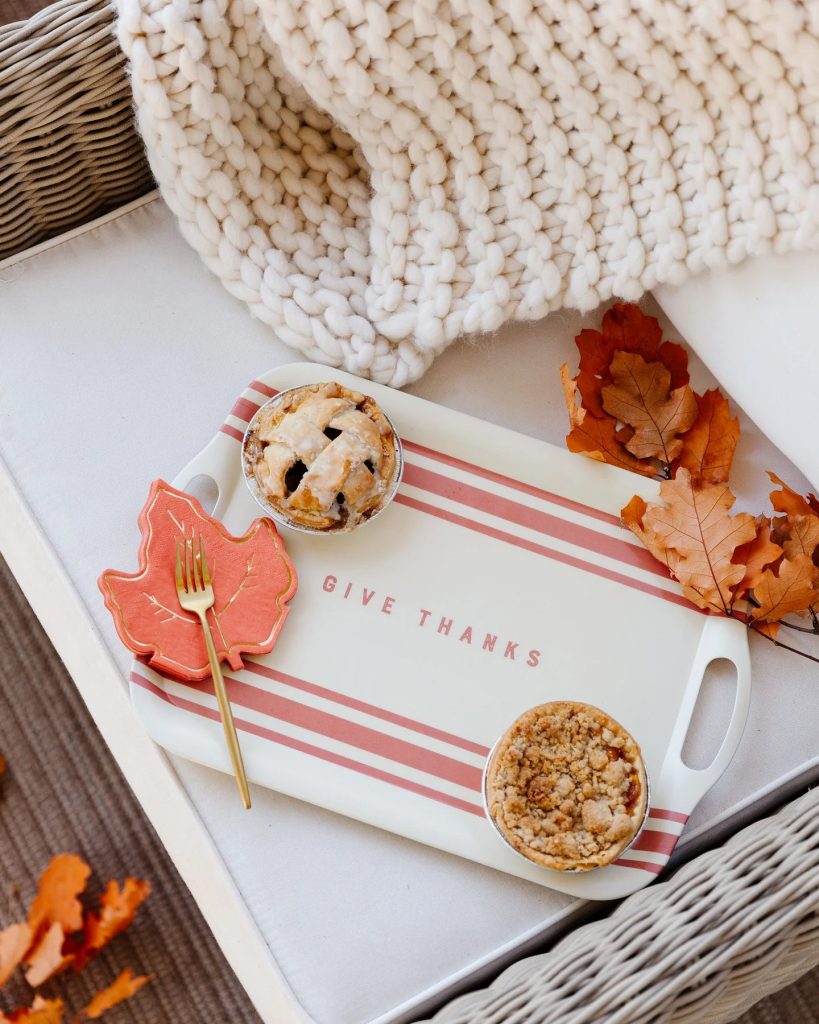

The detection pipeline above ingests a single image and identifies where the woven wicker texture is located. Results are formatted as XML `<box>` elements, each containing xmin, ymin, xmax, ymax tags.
<box><xmin>0</xmin><ymin>0</ymin><xmax>153</xmax><ymax>261</ymax></box>
<box><xmin>421</xmin><ymin>786</ymin><xmax>819</xmax><ymax>1024</ymax></box>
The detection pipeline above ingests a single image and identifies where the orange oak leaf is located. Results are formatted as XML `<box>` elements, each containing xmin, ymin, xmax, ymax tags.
<box><xmin>620</xmin><ymin>496</ymin><xmax>671</xmax><ymax>568</ymax></box>
<box><xmin>779</xmin><ymin>515</ymin><xmax>819</xmax><ymax>564</ymax></box>
<box><xmin>602</xmin><ymin>352</ymin><xmax>698</xmax><ymax>463</ymax></box>
<box><xmin>576</xmin><ymin>304</ymin><xmax>689</xmax><ymax>388</ymax></box>
<box><xmin>768</xmin><ymin>472</ymin><xmax>819</xmax><ymax>519</ymax></box>
<box><xmin>73</xmin><ymin>880</ymin><xmax>150</xmax><ymax>971</ymax></box>
<box><xmin>641</xmin><ymin>470</ymin><xmax>756</xmax><ymax>613</ymax></box>
<box><xmin>733</xmin><ymin>518</ymin><xmax>783</xmax><ymax>599</ymax></box>
<box><xmin>24</xmin><ymin>924</ymin><xmax>72</xmax><ymax>987</ymax></box>
<box><xmin>27</xmin><ymin>855</ymin><xmax>89</xmax><ymax>945</ymax></box>
<box><xmin>0</xmin><ymin>997</ymin><xmax>64</xmax><ymax>1024</ymax></box>
<box><xmin>751</xmin><ymin>554</ymin><xmax>819</xmax><ymax>624</ymax></box>
<box><xmin>80</xmin><ymin>969</ymin><xmax>152</xmax><ymax>1020</ymax></box>
<box><xmin>674</xmin><ymin>389</ymin><xmax>740</xmax><ymax>485</ymax></box>
<box><xmin>0</xmin><ymin>923</ymin><xmax>32</xmax><ymax>986</ymax></box>
<box><xmin>561</xmin><ymin>366</ymin><xmax>656</xmax><ymax>477</ymax></box>
<box><xmin>99</xmin><ymin>480</ymin><xmax>298</xmax><ymax>682</ymax></box>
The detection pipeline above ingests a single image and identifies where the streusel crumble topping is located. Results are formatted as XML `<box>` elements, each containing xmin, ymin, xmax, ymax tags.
<box><xmin>485</xmin><ymin>701</ymin><xmax>647</xmax><ymax>871</ymax></box>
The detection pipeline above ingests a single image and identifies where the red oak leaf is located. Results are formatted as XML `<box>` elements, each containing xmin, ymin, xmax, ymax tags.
<box><xmin>99</xmin><ymin>480</ymin><xmax>298</xmax><ymax>682</ymax></box>
<box><xmin>576</xmin><ymin>304</ymin><xmax>689</xmax><ymax>391</ymax></box>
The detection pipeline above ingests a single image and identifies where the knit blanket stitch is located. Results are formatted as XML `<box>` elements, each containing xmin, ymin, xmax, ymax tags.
<box><xmin>118</xmin><ymin>0</ymin><xmax>819</xmax><ymax>386</ymax></box>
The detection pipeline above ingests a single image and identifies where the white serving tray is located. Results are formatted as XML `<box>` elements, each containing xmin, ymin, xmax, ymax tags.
<box><xmin>130</xmin><ymin>364</ymin><xmax>751</xmax><ymax>900</ymax></box>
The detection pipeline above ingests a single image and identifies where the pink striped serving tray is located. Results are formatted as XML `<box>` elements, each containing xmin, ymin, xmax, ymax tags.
<box><xmin>130</xmin><ymin>364</ymin><xmax>751</xmax><ymax>899</ymax></box>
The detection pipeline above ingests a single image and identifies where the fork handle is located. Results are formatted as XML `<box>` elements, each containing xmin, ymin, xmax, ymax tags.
<box><xmin>197</xmin><ymin>611</ymin><xmax>252</xmax><ymax>810</ymax></box>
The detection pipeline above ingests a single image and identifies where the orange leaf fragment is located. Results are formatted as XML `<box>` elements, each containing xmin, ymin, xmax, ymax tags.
<box><xmin>780</xmin><ymin>515</ymin><xmax>819</xmax><ymax>564</ymax></box>
<box><xmin>0</xmin><ymin>997</ymin><xmax>64</xmax><ymax>1024</ymax></box>
<box><xmin>602</xmin><ymin>353</ymin><xmax>698</xmax><ymax>463</ymax></box>
<box><xmin>733</xmin><ymin>518</ymin><xmax>783</xmax><ymax>600</ymax></box>
<box><xmin>752</xmin><ymin>554</ymin><xmax>819</xmax><ymax>624</ymax></box>
<box><xmin>674</xmin><ymin>389</ymin><xmax>740</xmax><ymax>486</ymax></box>
<box><xmin>561</xmin><ymin>365</ymin><xmax>656</xmax><ymax>477</ymax></box>
<box><xmin>27</xmin><ymin>855</ymin><xmax>89</xmax><ymax>944</ymax></box>
<box><xmin>641</xmin><ymin>470</ymin><xmax>756</xmax><ymax>613</ymax></box>
<box><xmin>0</xmin><ymin>753</ymin><xmax>6</xmax><ymax>778</ymax></box>
<box><xmin>80</xmin><ymin>969</ymin><xmax>152</xmax><ymax>1020</ymax></box>
<box><xmin>0</xmin><ymin>923</ymin><xmax>32</xmax><ymax>986</ymax></box>
<box><xmin>768</xmin><ymin>472</ymin><xmax>819</xmax><ymax>519</ymax></box>
<box><xmin>74</xmin><ymin>879</ymin><xmax>151</xmax><ymax>970</ymax></box>
<box><xmin>24</xmin><ymin>924</ymin><xmax>72</xmax><ymax>987</ymax></box>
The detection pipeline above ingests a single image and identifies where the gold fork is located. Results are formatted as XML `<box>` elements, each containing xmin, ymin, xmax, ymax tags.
<box><xmin>176</xmin><ymin>535</ymin><xmax>251</xmax><ymax>809</ymax></box>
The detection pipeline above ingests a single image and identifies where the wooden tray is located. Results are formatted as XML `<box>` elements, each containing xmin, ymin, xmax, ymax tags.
<box><xmin>129</xmin><ymin>364</ymin><xmax>751</xmax><ymax>899</ymax></box>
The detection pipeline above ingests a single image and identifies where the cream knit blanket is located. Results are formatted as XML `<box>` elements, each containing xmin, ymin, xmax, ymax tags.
<box><xmin>118</xmin><ymin>1</ymin><xmax>819</xmax><ymax>386</ymax></box>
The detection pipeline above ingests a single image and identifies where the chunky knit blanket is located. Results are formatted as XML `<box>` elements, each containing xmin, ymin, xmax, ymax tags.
<box><xmin>118</xmin><ymin>1</ymin><xmax>819</xmax><ymax>386</ymax></box>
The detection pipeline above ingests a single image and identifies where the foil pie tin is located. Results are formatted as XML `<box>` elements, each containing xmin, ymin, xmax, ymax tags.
<box><xmin>242</xmin><ymin>384</ymin><xmax>404</xmax><ymax>536</ymax></box>
<box><xmin>481</xmin><ymin>708</ymin><xmax>651</xmax><ymax>873</ymax></box>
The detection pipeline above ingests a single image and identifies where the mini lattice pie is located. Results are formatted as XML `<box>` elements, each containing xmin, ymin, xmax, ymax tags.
<box><xmin>485</xmin><ymin>701</ymin><xmax>648</xmax><ymax>872</ymax></box>
<box><xmin>243</xmin><ymin>382</ymin><xmax>401</xmax><ymax>532</ymax></box>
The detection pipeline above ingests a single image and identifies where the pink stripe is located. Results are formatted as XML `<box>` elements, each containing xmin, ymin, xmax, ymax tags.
<box><xmin>649</xmin><ymin>809</ymin><xmax>689</xmax><ymax>824</ymax></box>
<box><xmin>615</xmin><ymin>858</ymin><xmax>664</xmax><ymax>875</ymax></box>
<box><xmin>243</xmin><ymin>661</ymin><xmax>490</xmax><ymax>757</ymax></box>
<box><xmin>220</xmin><ymin>424</ymin><xmax>244</xmax><ymax>443</ymax></box>
<box><xmin>135</xmin><ymin>669</ymin><xmax>481</xmax><ymax>792</ymax></box>
<box><xmin>630</xmin><ymin>830</ymin><xmax>679</xmax><ymax>856</ymax></box>
<box><xmin>402</xmin><ymin>439</ymin><xmax>621</xmax><ymax>528</ymax></box>
<box><xmin>395</xmin><ymin>493</ymin><xmax>700</xmax><ymax>613</ymax></box>
<box><xmin>229</xmin><ymin>383</ymin><xmax>619</xmax><ymax>529</ymax></box>
<box><xmin>403</xmin><ymin>463</ymin><xmax>667</xmax><ymax>580</ymax></box>
<box><xmin>132</xmin><ymin>674</ymin><xmax>484</xmax><ymax>817</ymax></box>
<box><xmin>231</xmin><ymin>397</ymin><xmax>262</xmax><ymax>421</ymax></box>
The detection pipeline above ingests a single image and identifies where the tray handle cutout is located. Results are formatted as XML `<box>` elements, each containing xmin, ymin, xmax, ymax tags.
<box><xmin>172</xmin><ymin>430</ymin><xmax>239</xmax><ymax>520</ymax></box>
<box><xmin>659</xmin><ymin>616</ymin><xmax>751</xmax><ymax>812</ymax></box>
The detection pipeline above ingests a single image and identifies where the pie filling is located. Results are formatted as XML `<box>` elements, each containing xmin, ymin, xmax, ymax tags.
<box><xmin>244</xmin><ymin>382</ymin><xmax>399</xmax><ymax>531</ymax></box>
<box><xmin>485</xmin><ymin>701</ymin><xmax>647</xmax><ymax>871</ymax></box>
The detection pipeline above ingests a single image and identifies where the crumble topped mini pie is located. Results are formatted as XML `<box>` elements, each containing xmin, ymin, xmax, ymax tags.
<box><xmin>243</xmin><ymin>382</ymin><xmax>401</xmax><ymax>532</ymax></box>
<box><xmin>484</xmin><ymin>701</ymin><xmax>648</xmax><ymax>871</ymax></box>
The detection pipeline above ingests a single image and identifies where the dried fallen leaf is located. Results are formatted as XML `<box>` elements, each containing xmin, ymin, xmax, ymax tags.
<box><xmin>674</xmin><ymin>389</ymin><xmax>740</xmax><ymax>486</ymax></box>
<box><xmin>641</xmin><ymin>470</ymin><xmax>756</xmax><ymax>612</ymax></box>
<box><xmin>779</xmin><ymin>515</ymin><xmax>819</xmax><ymax>564</ymax></box>
<box><xmin>0</xmin><ymin>753</ymin><xmax>6</xmax><ymax>779</ymax></box>
<box><xmin>0</xmin><ymin>996</ymin><xmax>64</xmax><ymax>1024</ymax></box>
<box><xmin>733</xmin><ymin>518</ymin><xmax>783</xmax><ymax>600</ymax></box>
<box><xmin>768</xmin><ymin>472</ymin><xmax>819</xmax><ymax>519</ymax></box>
<box><xmin>24</xmin><ymin>924</ymin><xmax>72</xmax><ymax>988</ymax></box>
<box><xmin>561</xmin><ymin>365</ymin><xmax>656</xmax><ymax>477</ymax></box>
<box><xmin>752</xmin><ymin>554</ymin><xmax>819</xmax><ymax>624</ymax></box>
<box><xmin>576</xmin><ymin>304</ymin><xmax>689</xmax><ymax>386</ymax></box>
<box><xmin>27</xmin><ymin>856</ymin><xmax>89</xmax><ymax>944</ymax></box>
<box><xmin>80</xmin><ymin>969</ymin><xmax>152</xmax><ymax>1020</ymax></box>
<box><xmin>0</xmin><ymin>923</ymin><xmax>32</xmax><ymax>986</ymax></box>
<box><xmin>620</xmin><ymin>495</ymin><xmax>678</xmax><ymax>574</ymax></box>
<box><xmin>602</xmin><ymin>353</ymin><xmax>698</xmax><ymax>463</ymax></box>
<box><xmin>74</xmin><ymin>880</ymin><xmax>151</xmax><ymax>971</ymax></box>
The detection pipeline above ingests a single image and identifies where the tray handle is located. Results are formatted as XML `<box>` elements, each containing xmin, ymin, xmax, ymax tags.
<box><xmin>659</xmin><ymin>615</ymin><xmax>752</xmax><ymax>811</ymax></box>
<box><xmin>172</xmin><ymin>430</ymin><xmax>241</xmax><ymax>521</ymax></box>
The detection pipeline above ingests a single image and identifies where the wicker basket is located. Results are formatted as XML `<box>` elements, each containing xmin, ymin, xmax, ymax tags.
<box><xmin>3</xmin><ymin>2</ymin><xmax>819</xmax><ymax>1021</ymax></box>
<box><xmin>0</xmin><ymin>0</ymin><xmax>153</xmax><ymax>260</ymax></box>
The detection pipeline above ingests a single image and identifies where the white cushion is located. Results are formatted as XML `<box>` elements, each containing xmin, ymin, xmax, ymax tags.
<box><xmin>1</xmin><ymin>194</ymin><xmax>817</xmax><ymax>1024</ymax></box>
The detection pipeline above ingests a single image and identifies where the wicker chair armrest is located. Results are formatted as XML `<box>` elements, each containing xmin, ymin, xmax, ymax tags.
<box><xmin>0</xmin><ymin>0</ymin><xmax>152</xmax><ymax>260</ymax></box>
<box><xmin>422</xmin><ymin>787</ymin><xmax>819</xmax><ymax>1024</ymax></box>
